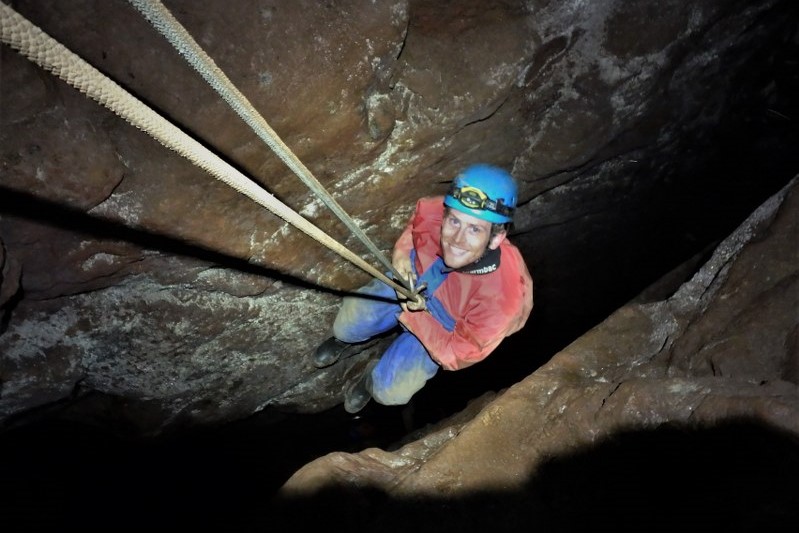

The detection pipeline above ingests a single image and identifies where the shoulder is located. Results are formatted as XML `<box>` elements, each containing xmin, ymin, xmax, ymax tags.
<box><xmin>498</xmin><ymin>239</ymin><xmax>533</xmax><ymax>286</ymax></box>
<box><xmin>499</xmin><ymin>238</ymin><xmax>526</xmax><ymax>265</ymax></box>
<box><xmin>411</xmin><ymin>196</ymin><xmax>445</xmax><ymax>228</ymax></box>
<box><xmin>416</xmin><ymin>196</ymin><xmax>445</xmax><ymax>213</ymax></box>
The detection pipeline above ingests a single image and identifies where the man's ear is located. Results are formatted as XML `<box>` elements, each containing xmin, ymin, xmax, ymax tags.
<box><xmin>488</xmin><ymin>230</ymin><xmax>507</xmax><ymax>250</ymax></box>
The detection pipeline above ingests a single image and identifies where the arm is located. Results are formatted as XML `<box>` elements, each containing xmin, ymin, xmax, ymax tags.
<box><xmin>392</xmin><ymin>220</ymin><xmax>415</xmax><ymax>284</ymax></box>
<box><xmin>398</xmin><ymin>304</ymin><xmax>508</xmax><ymax>370</ymax></box>
<box><xmin>390</xmin><ymin>197</ymin><xmax>426</xmax><ymax>287</ymax></box>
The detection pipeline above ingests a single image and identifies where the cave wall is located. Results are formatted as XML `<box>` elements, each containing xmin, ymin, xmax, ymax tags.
<box><xmin>1</xmin><ymin>0</ymin><xmax>797</xmax><ymax>435</ymax></box>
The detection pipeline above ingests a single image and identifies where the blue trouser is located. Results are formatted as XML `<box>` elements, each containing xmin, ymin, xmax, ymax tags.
<box><xmin>332</xmin><ymin>256</ymin><xmax>452</xmax><ymax>406</ymax></box>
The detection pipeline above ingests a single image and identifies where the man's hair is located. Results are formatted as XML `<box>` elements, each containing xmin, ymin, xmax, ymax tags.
<box><xmin>490</xmin><ymin>221</ymin><xmax>510</xmax><ymax>238</ymax></box>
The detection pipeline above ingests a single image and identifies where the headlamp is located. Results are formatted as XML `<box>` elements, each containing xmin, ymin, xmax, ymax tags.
<box><xmin>447</xmin><ymin>184</ymin><xmax>513</xmax><ymax>217</ymax></box>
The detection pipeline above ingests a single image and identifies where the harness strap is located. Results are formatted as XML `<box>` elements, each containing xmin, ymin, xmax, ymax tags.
<box><xmin>410</xmin><ymin>250</ymin><xmax>456</xmax><ymax>332</ymax></box>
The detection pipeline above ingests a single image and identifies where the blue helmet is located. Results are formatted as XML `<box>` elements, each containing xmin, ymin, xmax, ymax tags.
<box><xmin>444</xmin><ymin>164</ymin><xmax>517</xmax><ymax>224</ymax></box>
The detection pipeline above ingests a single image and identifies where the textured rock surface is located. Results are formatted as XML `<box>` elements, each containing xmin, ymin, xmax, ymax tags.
<box><xmin>272</xmin><ymin>177</ymin><xmax>798</xmax><ymax>530</ymax></box>
<box><xmin>1</xmin><ymin>0</ymin><xmax>797</xmax><ymax>438</ymax></box>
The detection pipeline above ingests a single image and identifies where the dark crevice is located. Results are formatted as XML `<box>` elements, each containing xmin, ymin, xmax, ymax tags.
<box><xmin>455</xmin><ymin>92</ymin><xmax>511</xmax><ymax>130</ymax></box>
<box><xmin>0</xmin><ymin>285</ymin><xmax>23</xmax><ymax>336</ymax></box>
<box><xmin>0</xmin><ymin>186</ymin><xmax>350</xmax><ymax>298</ymax></box>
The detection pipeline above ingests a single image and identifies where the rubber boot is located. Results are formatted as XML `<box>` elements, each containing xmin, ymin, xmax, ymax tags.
<box><xmin>313</xmin><ymin>337</ymin><xmax>355</xmax><ymax>368</ymax></box>
<box><xmin>344</xmin><ymin>360</ymin><xmax>377</xmax><ymax>414</ymax></box>
<box><xmin>313</xmin><ymin>336</ymin><xmax>378</xmax><ymax>369</ymax></box>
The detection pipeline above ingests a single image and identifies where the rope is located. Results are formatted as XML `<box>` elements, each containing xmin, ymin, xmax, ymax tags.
<box><xmin>0</xmin><ymin>2</ymin><xmax>414</xmax><ymax>298</ymax></box>
<box><xmin>127</xmin><ymin>0</ymin><xmax>410</xmax><ymax>289</ymax></box>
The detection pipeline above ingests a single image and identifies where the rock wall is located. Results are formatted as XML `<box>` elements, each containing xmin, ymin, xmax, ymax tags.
<box><xmin>1</xmin><ymin>0</ymin><xmax>797</xmax><ymax>435</ymax></box>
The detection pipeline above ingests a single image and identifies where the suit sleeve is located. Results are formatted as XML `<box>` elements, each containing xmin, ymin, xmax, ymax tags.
<box><xmin>392</xmin><ymin>214</ymin><xmax>415</xmax><ymax>265</ymax></box>
<box><xmin>398</xmin><ymin>302</ymin><xmax>510</xmax><ymax>370</ymax></box>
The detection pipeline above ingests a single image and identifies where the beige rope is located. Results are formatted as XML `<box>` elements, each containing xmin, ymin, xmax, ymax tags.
<box><xmin>0</xmin><ymin>2</ymin><xmax>413</xmax><ymax>298</ymax></box>
<box><xmin>127</xmin><ymin>0</ymin><xmax>409</xmax><ymax>289</ymax></box>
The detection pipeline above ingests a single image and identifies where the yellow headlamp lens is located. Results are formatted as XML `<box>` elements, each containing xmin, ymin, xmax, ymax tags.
<box><xmin>455</xmin><ymin>186</ymin><xmax>489</xmax><ymax>209</ymax></box>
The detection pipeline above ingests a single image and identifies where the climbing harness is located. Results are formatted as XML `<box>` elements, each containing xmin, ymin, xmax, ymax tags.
<box><xmin>0</xmin><ymin>3</ymin><xmax>417</xmax><ymax>299</ymax></box>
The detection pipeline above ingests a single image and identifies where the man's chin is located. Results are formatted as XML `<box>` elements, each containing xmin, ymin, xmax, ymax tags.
<box><xmin>442</xmin><ymin>253</ymin><xmax>466</xmax><ymax>270</ymax></box>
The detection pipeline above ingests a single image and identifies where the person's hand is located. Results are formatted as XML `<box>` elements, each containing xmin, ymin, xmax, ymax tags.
<box><xmin>402</xmin><ymin>292</ymin><xmax>426</xmax><ymax>312</ymax></box>
<box><xmin>392</xmin><ymin>252</ymin><xmax>415</xmax><ymax>287</ymax></box>
<box><xmin>397</xmin><ymin>274</ymin><xmax>427</xmax><ymax>312</ymax></box>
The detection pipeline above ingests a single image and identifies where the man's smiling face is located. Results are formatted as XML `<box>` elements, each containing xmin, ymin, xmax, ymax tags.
<box><xmin>440</xmin><ymin>208</ymin><xmax>506</xmax><ymax>269</ymax></box>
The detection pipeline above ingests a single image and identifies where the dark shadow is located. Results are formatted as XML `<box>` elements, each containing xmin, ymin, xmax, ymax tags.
<box><xmin>0</xmin><ymin>185</ymin><xmax>363</xmax><ymax>298</ymax></box>
<box><xmin>2</xmin><ymin>417</ymin><xmax>797</xmax><ymax>532</ymax></box>
<box><xmin>0</xmin><ymin>408</ymin><xmax>371</xmax><ymax>532</ymax></box>
<box><xmin>266</xmin><ymin>418</ymin><xmax>799</xmax><ymax>533</ymax></box>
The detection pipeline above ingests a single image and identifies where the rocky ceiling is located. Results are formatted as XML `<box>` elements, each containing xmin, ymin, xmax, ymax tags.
<box><xmin>1</xmin><ymin>0</ymin><xmax>797</xmax><ymax>529</ymax></box>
